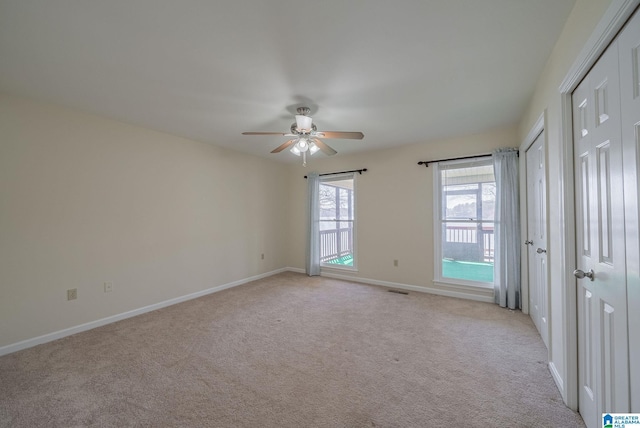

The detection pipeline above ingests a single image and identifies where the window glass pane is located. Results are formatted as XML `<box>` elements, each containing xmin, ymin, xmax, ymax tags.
<box><xmin>319</xmin><ymin>220</ymin><xmax>334</xmax><ymax>231</ymax></box>
<box><xmin>438</xmin><ymin>160</ymin><xmax>495</xmax><ymax>284</ymax></box>
<box><xmin>338</xmin><ymin>188</ymin><xmax>352</xmax><ymax>220</ymax></box>
<box><xmin>319</xmin><ymin>175</ymin><xmax>355</xmax><ymax>268</ymax></box>
<box><xmin>319</xmin><ymin>185</ymin><xmax>336</xmax><ymax>220</ymax></box>
<box><xmin>442</xmin><ymin>259</ymin><xmax>494</xmax><ymax>283</ymax></box>
<box><xmin>444</xmin><ymin>185</ymin><xmax>480</xmax><ymax>220</ymax></box>
<box><xmin>481</xmin><ymin>183</ymin><xmax>496</xmax><ymax>221</ymax></box>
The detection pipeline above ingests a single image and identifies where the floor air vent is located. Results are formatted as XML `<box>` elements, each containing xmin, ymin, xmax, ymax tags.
<box><xmin>388</xmin><ymin>289</ymin><xmax>409</xmax><ymax>295</ymax></box>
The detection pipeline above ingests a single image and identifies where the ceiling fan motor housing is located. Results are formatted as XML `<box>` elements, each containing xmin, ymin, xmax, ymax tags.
<box><xmin>291</xmin><ymin>123</ymin><xmax>316</xmax><ymax>134</ymax></box>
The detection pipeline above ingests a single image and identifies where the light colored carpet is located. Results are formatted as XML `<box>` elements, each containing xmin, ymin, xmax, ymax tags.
<box><xmin>0</xmin><ymin>272</ymin><xmax>584</xmax><ymax>427</ymax></box>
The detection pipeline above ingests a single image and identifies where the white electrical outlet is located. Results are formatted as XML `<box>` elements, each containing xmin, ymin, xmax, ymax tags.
<box><xmin>104</xmin><ymin>281</ymin><xmax>113</xmax><ymax>293</ymax></box>
<box><xmin>67</xmin><ymin>288</ymin><xmax>77</xmax><ymax>300</ymax></box>
<box><xmin>261</xmin><ymin>253</ymin><xmax>264</xmax><ymax>260</ymax></box>
<box><xmin>394</xmin><ymin>259</ymin><xmax>399</xmax><ymax>267</ymax></box>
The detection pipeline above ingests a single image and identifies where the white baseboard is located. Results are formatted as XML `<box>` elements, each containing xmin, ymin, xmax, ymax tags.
<box><xmin>315</xmin><ymin>270</ymin><xmax>495</xmax><ymax>303</ymax></box>
<box><xmin>2</xmin><ymin>267</ymin><xmax>495</xmax><ymax>357</ymax></box>
<box><xmin>548</xmin><ymin>361</ymin><xmax>566</xmax><ymax>405</ymax></box>
<box><xmin>0</xmin><ymin>268</ymin><xmax>289</xmax><ymax>357</ymax></box>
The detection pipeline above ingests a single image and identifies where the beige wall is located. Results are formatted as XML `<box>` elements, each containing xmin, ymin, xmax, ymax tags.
<box><xmin>286</xmin><ymin>126</ymin><xmax>517</xmax><ymax>295</ymax></box>
<box><xmin>517</xmin><ymin>0</ymin><xmax>615</xmax><ymax>406</ymax></box>
<box><xmin>0</xmin><ymin>94</ymin><xmax>290</xmax><ymax>349</ymax></box>
<box><xmin>0</xmin><ymin>0</ymin><xmax>620</xmax><ymax>373</ymax></box>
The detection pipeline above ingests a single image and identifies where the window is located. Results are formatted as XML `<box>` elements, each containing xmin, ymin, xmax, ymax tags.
<box><xmin>319</xmin><ymin>174</ymin><xmax>356</xmax><ymax>269</ymax></box>
<box><xmin>434</xmin><ymin>158</ymin><xmax>495</xmax><ymax>285</ymax></box>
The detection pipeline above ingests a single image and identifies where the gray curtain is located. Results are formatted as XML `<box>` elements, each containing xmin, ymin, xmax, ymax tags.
<box><xmin>493</xmin><ymin>148</ymin><xmax>520</xmax><ymax>309</ymax></box>
<box><xmin>306</xmin><ymin>172</ymin><xmax>321</xmax><ymax>276</ymax></box>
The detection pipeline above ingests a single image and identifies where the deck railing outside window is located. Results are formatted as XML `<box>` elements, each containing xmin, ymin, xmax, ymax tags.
<box><xmin>444</xmin><ymin>224</ymin><xmax>494</xmax><ymax>263</ymax></box>
<box><xmin>320</xmin><ymin>227</ymin><xmax>353</xmax><ymax>263</ymax></box>
<box><xmin>319</xmin><ymin>224</ymin><xmax>493</xmax><ymax>266</ymax></box>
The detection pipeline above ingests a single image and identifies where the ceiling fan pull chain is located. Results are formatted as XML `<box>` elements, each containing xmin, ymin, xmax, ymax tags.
<box><xmin>303</xmin><ymin>151</ymin><xmax>307</xmax><ymax>167</ymax></box>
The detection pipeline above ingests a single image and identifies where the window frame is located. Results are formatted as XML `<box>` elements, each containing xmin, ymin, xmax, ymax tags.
<box><xmin>319</xmin><ymin>172</ymin><xmax>357</xmax><ymax>272</ymax></box>
<box><xmin>433</xmin><ymin>157</ymin><xmax>495</xmax><ymax>289</ymax></box>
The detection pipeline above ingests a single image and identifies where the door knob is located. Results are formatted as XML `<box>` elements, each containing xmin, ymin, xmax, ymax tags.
<box><xmin>573</xmin><ymin>269</ymin><xmax>595</xmax><ymax>281</ymax></box>
<box><xmin>536</xmin><ymin>247</ymin><xmax>547</xmax><ymax>254</ymax></box>
<box><xmin>524</xmin><ymin>240</ymin><xmax>534</xmax><ymax>246</ymax></box>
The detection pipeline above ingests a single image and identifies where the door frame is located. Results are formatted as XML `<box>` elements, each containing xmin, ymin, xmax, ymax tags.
<box><xmin>558</xmin><ymin>0</ymin><xmax>639</xmax><ymax>410</ymax></box>
<box><xmin>519</xmin><ymin>113</ymin><xmax>550</xmax><ymax>348</ymax></box>
<box><xmin>519</xmin><ymin>112</ymin><xmax>546</xmax><ymax>317</ymax></box>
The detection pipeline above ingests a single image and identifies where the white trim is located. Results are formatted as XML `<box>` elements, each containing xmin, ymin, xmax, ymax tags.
<box><xmin>559</xmin><ymin>0</ymin><xmax>639</xmax><ymax>93</ymax></box>
<box><xmin>519</xmin><ymin>112</ymin><xmax>545</xmax><ymax>316</ymax></box>
<box><xmin>319</xmin><ymin>172</ymin><xmax>358</xmax><ymax>271</ymax></box>
<box><xmin>433</xmin><ymin>278</ymin><xmax>494</xmax><ymax>290</ymax></box>
<box><xmin>1</xmin><ymin>265</ymin><xmax>497</xmax><ymax>357</ymax></box>
<box><xmin>556</xmin><ymin>0</ymin><xmax>639</xmax><ymax>410</ymax></box>
<box><xmin>321</xmin><ymin>265</ymin><xmax>359</xmax><ymax>273</ymax></box>
<box><xmin>522</xmin><ymin>114</ymin><xmax>545</xmax><ymax>152</ymax></box>
<box><xmin>519</xmin><ymin>112</ymin><xmax>552</xmax><ymax>357</ymax></box>
<box><xmin>0</xmin><ymin>268</ymin><xmax>289</xmax><ymax>357</ymax></box>
<box><xmin>432</xmin><ymin>157</ymin><xmax>496</xmax><ymax>288</ymax></box>
<box><xmin>559</xmin><ymin>93</ymin><xmax>579</xmax><ymax>410</ymax></box>
<box><xmin>549</xmin><ymin>361</ymin><xmax>565</xmax><ymax>393</ymax></box>
<box><xmin>319</xmin><ymin>271</ymin><xmax>495</xmax><ymax>303</ymax></box>
<box><xmin>289</xmin><ymin>266</ymin><xmax>494</xmax><ymax>302</ymax></box>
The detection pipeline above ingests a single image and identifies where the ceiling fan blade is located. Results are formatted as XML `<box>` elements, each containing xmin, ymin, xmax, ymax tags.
<box><xmin>242</xmin><ymin>132</ymin><xmax>289</xmax><ymax>136</ymax></box>
<box><xmin>271</xmin><ymin>139</ymin><xmax>296</xmax><ymax>153</ymax></box>
<box><xmin>243</xmin><ymin>132</ymin><xmax>299</xmax><ymax>137</ymax></box>
<box><xmin>312</xmin><ymin>139</ymin><xmax>337</xmax><ymax>156</ymax></box>
<box><xmin>314</xmin><ymin>131</ymin><xmax>364</xmax><ymax>140</ymax></box>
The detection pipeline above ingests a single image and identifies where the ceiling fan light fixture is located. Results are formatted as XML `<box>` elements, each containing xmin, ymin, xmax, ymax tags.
<box><xmin>290</xmin><ymin>139</ymin><xmax>304</xmax><ymax>154</ymax></box>
<box><xmin>295</xmin><ymin>114</ymin><xmax>313</xmax><ymax>131</ymax></box>
<box><xmin>290</xmin><ymin>137</ymin><xmax>319</xmax><ymax>160</ymax></box>
<box><xmin>309</xmin><ymin>141</ymin><xmax>320</xmax><ymax>155</ymax></box>
<box><xmin>242</xmin><ymin>105</ymin><xmax>361</xmax><ymax>163</ymax></box>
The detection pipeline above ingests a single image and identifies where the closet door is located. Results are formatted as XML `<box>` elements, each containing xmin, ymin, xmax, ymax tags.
<box><xmin>618</xmin><ymin>8</ymin><xmax>640</xmax><ymax>411</ymax></box>
<box><xmin>525</xmin><ymin>131</ymin><xmax>548</xmax><ymax>347</ymax></box>
<box><xmin>573</xmin><ymin>37</ymin><xmax>629</xmax><ymax>427</ymax></box>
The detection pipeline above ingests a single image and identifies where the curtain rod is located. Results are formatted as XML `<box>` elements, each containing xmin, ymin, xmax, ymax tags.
<box><xmin>417</xmin><ymin>151</ymin><xmax>518</xmax><ymax>167</ymax></box>
<box><xmin>304</xmin><ymin>168</ymin><xmax>367</xmax><ymax>179</ymax></box>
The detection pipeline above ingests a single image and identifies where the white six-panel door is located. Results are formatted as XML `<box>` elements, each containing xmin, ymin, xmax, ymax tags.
<box><xmin>525</xmin><ymin>131</ymin><xmax>548</xmax><ymax>348</ymax></box>
<box><xmin>573</xmin><ymin>33</ymin><xmax>630</xmax><ymax>428</ymax></box>
<box><xmin>618</xmin><ymin>8</ymin><xmax>640</xmax><ymax>412</ymax></box>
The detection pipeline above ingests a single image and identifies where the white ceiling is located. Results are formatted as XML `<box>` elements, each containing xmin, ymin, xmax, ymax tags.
<box><xmin>0</xmin><ymin>0</ymin><xmax>576</xmax><ymax>162</ymax></box>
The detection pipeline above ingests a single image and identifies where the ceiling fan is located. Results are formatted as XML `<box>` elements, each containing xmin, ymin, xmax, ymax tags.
<box><xmin>242</xmin><ymin>107</ymin><xmax>364</xmax><ymax>166</ymax></box>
